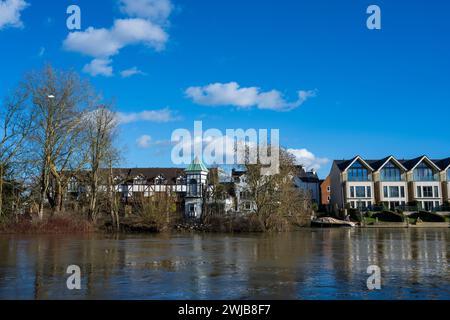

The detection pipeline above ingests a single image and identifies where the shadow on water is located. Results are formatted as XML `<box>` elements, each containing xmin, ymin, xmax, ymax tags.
<box><xmin>0</xmin><ymin>229</ymin><xmax>448</xmax><ymax>299</ymax></box>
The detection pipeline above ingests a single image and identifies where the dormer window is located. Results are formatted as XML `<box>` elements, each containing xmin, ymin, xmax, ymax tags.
<box><xmin>414</xmin><ymin>162</ymin><xmax>436</xmax><ymax>181</ymax></box>
<box><xmin>155</xmin><ymin>175</ymin><xmax>166</xmax><ymax>185</ymax></box>
<box><xmin>134</xmin><ymin>175</ymin><xmax>145</xmax><ymax>185</ymax></box>
<box><xmin>348</xmin><ymin>161</ymin><xmax>370</xmax><ymax>181</ymax></box>
<box><xmin>176</xmin><ymin>176</ymin><xmax>185</xmax><ymax>185</ymax></box>
<box><xmin>381</xmin><ymin>161</ymin><xmax>402</xmax><ymax>181</ymax></box>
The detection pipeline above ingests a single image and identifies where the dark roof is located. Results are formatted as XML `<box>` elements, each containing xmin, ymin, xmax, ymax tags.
<box><xmin>334</xmin><ymin>156</ymin><xmax>359</xmax><ymax>171</ymax></box>
<box><xmin>296</xmin><ymin>165</ymin><xmax>319</xmax><ymax>183</ymax></box>
<box><xmin>231</xmin><ymin>169</ymin><xmax>247</xmax><ymax>177</ymax></box>
<box><xmin>333</xmin><ymin>155</ymin><xmax>449</xmax><ymax>172</ymax></box>
<box><xmin>365</xmin><ymin>156</ymin><xmax>392</xmax><ymax>171</ymax></box>
<box><xmin>434</xmin><ymin>158</ymin><xmax>450</xmax><ymax>170</ymax></box>
<box><xmin>398</xmin><ymin>156</ymin><xmax>427</xmax><ymax>170</ymax></box>
<box><xmin>111</xmin><ymin>168</ymin><xmax>186</xmax><ymax>184</ymax></box>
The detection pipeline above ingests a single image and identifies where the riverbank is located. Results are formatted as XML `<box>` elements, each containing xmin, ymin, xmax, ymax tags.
<box><xmin>0</xmin><ymin>215</ymin><xmax>96</xmax><ymax>235</ymax></box>
<box><xmin>1</xmin><ymin>214</ymin><xmax>449</xmax><ymax>235</ymax></box>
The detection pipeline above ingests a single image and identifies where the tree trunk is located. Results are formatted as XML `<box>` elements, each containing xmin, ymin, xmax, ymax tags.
<box><xmin>38</xmin><ymin>169</ymin><xmax>47</xmax><ymax>220</ymax></box>
<box><xmin>0</xmin><ymin>164</ymin><xmax>3</xmax><ymax>217</ymax></box>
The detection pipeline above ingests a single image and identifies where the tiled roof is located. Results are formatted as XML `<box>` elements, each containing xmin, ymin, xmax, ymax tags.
<box><xmin>333</xmin><ymin>155</ymin><xmax>450</xmax><ymax>172</ymax></box>
<box><xmin>434</xmin><ymin>158</ymin><xmax>450</xmax><ymax>170</ymax></box>
<box><xmin>110</xmin><ymin>168</ymin><xmax>186</xmax><ymax>184</ymax></box>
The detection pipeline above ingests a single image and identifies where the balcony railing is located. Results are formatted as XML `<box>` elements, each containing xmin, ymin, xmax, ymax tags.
<box><xmin>413</xmin><ymin>175</ymin><xmax>439</xmax><ymax>182</ymax></box>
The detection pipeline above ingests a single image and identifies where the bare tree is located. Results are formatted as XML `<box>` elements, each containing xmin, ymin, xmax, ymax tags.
<box><xmin>0</xmin><ymin>87</ymin><xmax>34</xmax><ymax>217</ymax></box>
<box><xmin>245</xmin><ymin>148</ymin><xmax>312</xmax><ymax>231</ymax></box>
<box><xmin>85</xmin><ymin>105</ymin><xmax>118</xmax><ymax>223</ymax></box>
<box><xmin>25</xmin><ymin>65</ymin><xmax>96</xmax><ymax>219</ymax></box>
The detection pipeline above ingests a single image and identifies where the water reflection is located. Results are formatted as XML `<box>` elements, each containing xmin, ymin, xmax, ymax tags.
<box><xmin>0</xmin><ymin>229</ymin><xmax>448</xmax><ymax>299</ymax></box>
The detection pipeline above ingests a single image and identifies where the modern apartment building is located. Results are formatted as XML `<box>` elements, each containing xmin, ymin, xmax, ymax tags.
<box><xmin>436</xmin><ymin>158</ymin><xmax>450</xmax><ymax>203</ymax></box>
<box><xmin>329</xmin><ymin>155</ymin><xmax>449</xmax><ymax>212</ymax></box>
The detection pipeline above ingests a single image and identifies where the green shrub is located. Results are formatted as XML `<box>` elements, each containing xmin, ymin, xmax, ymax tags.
<box><xmin>409</xmin><ymin>211</ymin><xmax>446</xmax><ymax>222</ymax></box>
<box><xmin>348</xmin><ymin>208</ymin><xmax>362</xmax><ymax>222</ymax></box>
<box><xmin>372</xmin><ymin>210</ymin><xmax>404</xmax><ymax>222</ymax></box>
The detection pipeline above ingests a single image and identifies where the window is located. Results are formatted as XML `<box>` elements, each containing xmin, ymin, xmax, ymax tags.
<box><xmin>350</xmin><ymin>186</ymin><xmax>355</xmax><ymax>198</ymax></box>
<box><xmin>448</xmin><ymin>170</ymin><xmax>450</xmax><ymax>181</ymax></box>
<box><xmin>423</xmin><ymin>186</ymin><xmax>433</xmax><ymax>198</ymax></box>
<box><xmin>348</xmin><ymin>161</ymin><xmax>370</xmax><ymax>181</ymax></box>
<box><xmin>414</xmin><ymin>162</ymin><xmax>435</xmax><ymax>181</ymax></box>
<box><xmin>67</xmin><ymin>177</ymin><xmax>78</xmax><ymax>193</ymax></box>
<box><xmin>155</xmin><ymin>175</ymin><xmax>165</xmax><ymax>185</ymax></box>
<box><xmin>435</xmin><ymin>201</ymin><xmax>440</xmax><ymax>208</ymax></box>
<box><xmin>355</xmin><ymin>186</ymin><xmax>366</xmax><ymax>198</ymax></box>
<box><xmin>389</xmin><ymin>186</ymin><xmax>400</xmax><ymax>198</ymax></box>
<box><xmin>327</xmin><ymin>196</ymin><xmax>330</xmax><ymax>201</ymax></box>
<box><xmin>400</xmin><ymin>186</ymin><xmax>405</xmax><ymax>198</ymax></box>
<box><xmin>327</xmin><ymin>186</ymin><xmax>331</xmax><ymax>192</ymax></box>
<box><xmin>367</xmin><ymin>201</ymin><xmax>372</xmax><ymax>208</ymax></box>
<box><xmin>434</xmin><ymin>186</ymin><xmax>439</xmax><ymax>198</ymax></box>
<box><xmin>176</xmin><ymin>176</ymin><xmax>185</xmax><ymax>185</ymax></box>
<box><xmin>384</xmin><ymin>186</ymin><xmax>388</xmax><ymax>198</ymax></box>
<box><xmin>134</xmin><ymin>176</ymin><xmax>145</xmax><ymax>185</ymax></box>
<box><xmin>381</xmin><ymin>161</ymin><xmax>402</xmax><ymax>181</ymax></box>
<box><xmin>367</xmin><ymin>186</ymin><xmax>372</xmax><ymax>198</ymax></box>
<box><xmin>417</xmin><ymin>186</ymin><xmax>422</xmax><ymax>198</ymax></box>
<box><xmin>356</xmin><ymin>201</ymin><xmax>365</xmax><ymax>209</ymax></box>
<box><xmin>190</xmin><ymin>179</ymin><xmax>198</xmax><ymax>196</ymax></box>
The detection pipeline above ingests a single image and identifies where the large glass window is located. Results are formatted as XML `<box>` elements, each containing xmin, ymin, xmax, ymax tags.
<box><xmin>348</xmin><ymin>161</ymin><xmax>370</xmax><ymax>181</ymax></box>
<box><xmin>355</xmin><ymin>186</ymin><xmax>366</xmax><ymax>197</ymax></box>
<box><xmin>389</xmin><ymin>186</ymin><xmax>400</xmax><ymax>198</ymax></box>
<box><xmin>417</xmin><ymin>186</ymin><xmax>422</xmax><ymax>198</ymax></box>
<box><xmin>383</xmin><ymin>186</ymin><xmax>388</xmax><ymax>197</ymax></box>
<box><xmin>381</xmin><ymin>161</ymin><xmax>402</xmax><ymax>181</ymax></box>
<box><xmin>434</xmin><ymin>186</ymin><xmax>439</xmax><ymax>198</ymax></box>
<box><xmin>414</xmin><ymin>162</ymin><xmax>435</xmax><ymax>181</ymax></box>
<box><xmin>350</xmin><ymin>186</ymin><xmax>355</xmax><ymax>198</ymax></box>
<box><xmin>423</xmin><ymin>186</ymin><xmax>433</xmax><ymax>197</ymax></box>
<box><xmin>447</xmin><ymin>170</ymin><xmax>450</xmax><ymax>181</ymax></box>
<box><xmin>400</xmin><ymin>186</ymin><xmax>405</xmax><ymax>198</ymax></box>
<box><xmin>367</xmin><ymin>186</ymin><xmax>372</xmax><ymax>198</ymax></box>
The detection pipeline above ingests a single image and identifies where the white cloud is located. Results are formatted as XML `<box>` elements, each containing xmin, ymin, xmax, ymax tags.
<box><xmin>185</xmin><ymin>82</ymin><xmax>316</xmax><ymax>111</ymax></box>
<box><xmin>119</xmin><ymin>0</ymin><xmax>172</xmax><ymax>23</ymax></box>
<box><xmin>38</xmin><ymin>46</ymin><xmax>45</xmax><ymax>57</ymax></box>
<box><xmin>116</xmin><ymin>108</ymin><xmax>178</xmax><ymax>124</ymax></box>
<box><xmin>136</xmin><ymin>135</ymin><xmax>152</xmax><ymax>148</ymax></box>
<box><xmin>0</xmin><ymin>0</ymin><xmax>28</xmax><ymax>30</ymax></box>
<box><xmin>82</xmin><ymin>58</ymin><xmax>114</xmax><ymax>77</ymax></box>
<box><xmin>120</xmin><ymin>66</ymin><xmax>146</xmax><ymax>78</ymax></box>
<box><xmin>64</xmin><ymin>19</ymin><xmax>168</xmax><ymax>58</ymax></box>
<box><xmin>63</xmin><ymin>0</ymin><xmax>172</xmax><ymax>77</ymax></box>
<box><xmin>288</xmin><ymin>148</ymin><xmax>329</xmax><ymax>171</ymax></box>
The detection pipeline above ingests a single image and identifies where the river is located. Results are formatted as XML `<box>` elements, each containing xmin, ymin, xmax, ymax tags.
<box><xmin>0</xmin><ymin>228</ymin><xmax>448</xmax><ymax>299</ymax></box>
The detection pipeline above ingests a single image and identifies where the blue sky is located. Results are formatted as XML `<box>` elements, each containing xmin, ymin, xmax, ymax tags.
<box><xmin>1</xmin><ymin>0</ymin><xmax>449</xmax><ymax>178</ymax></box>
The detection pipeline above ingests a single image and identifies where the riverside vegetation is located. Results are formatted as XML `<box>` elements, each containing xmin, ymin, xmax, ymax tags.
<box><xmin>0</xmin><ymin>65</ymin><xmax>313</xmax><ymax>235</ymax></box>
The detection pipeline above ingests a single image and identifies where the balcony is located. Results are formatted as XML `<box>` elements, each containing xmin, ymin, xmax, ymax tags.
<box><xmin>413</xmin><ymin>175</ymin><xmax>439</xmax><ymax>182</ymax></box>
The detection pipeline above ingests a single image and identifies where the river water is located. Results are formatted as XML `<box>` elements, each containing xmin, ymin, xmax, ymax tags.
<box><xmin>0</xmin><ymin>228</ymin><xmax>448</xmax><ymax>300</ymax></box>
